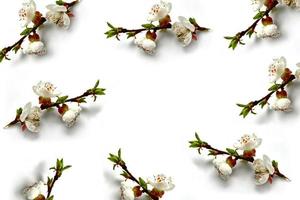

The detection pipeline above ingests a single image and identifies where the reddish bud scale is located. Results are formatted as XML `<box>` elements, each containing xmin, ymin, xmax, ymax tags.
<box><xmin>150</xmin><ymin>188</ymin><xmax>165</xmax><ymax>199</ymax></box>
<box><xmin>39</xmin><ymin>97</ymin><xmax>52</xmax><ymax>107</ymax></box>
<box><xmin>281</xmin><ymin>68</ymin><xmax>293</xmax><ymax>82</ymax></box>
<box><xmin>264</xmin><ymin>0</ymin><xmax>278</xmax><ymax>9</ymax></box>
<box><xmin>146</xmin><ymin>31</ymin><xmax>157</xmax><ymax>41</ymax></box>
<box><xmin>262</xmin><ymin>16</ymin><xmax>273</xmax><ymax>26</ymax></box>
<box><xmin>192</xmin><ymin>33</ymin><xmax>198</xmax><ymax>41</ymax></box>
<box><xmin>58</xmin><ymin>104</ymin><xmax>69</xmax><ymax>115</ymax></box>
<box><xmin>226</xmin><ymin>156</ymin><xmax>237</xmax><ymax>168</ymax></box>
<box><xmin>32</xmin><ymin>11</ymin><xmax>43</xmax><ymax>26</ymax></box>
<box><xmin>28</xmin><ymin>33</ymin><xmax>40</xmax><ymax>42</ymax></box>
<box><xmin>133</xmin><ymin>186</ymin><xmax>143</xmax><ymax>198</ymax></box>
<box><xmin>276</xmin><ymin>90</ymin><xmax>288</xmax><ymax>99</ymax></box>
<box><xmin>34</xmin><ymin>194</ymin><xmax>46</xmax><ymax>200</ymax></box>
<box><xmin>159</xmin><ymin>15</ymin><xmax>171</xmax><ymax>28</ymax></box>
<box><xmin>243</xmin><ymin>149</ymin><xmax>256</xmax><ymax>158</ymax></box>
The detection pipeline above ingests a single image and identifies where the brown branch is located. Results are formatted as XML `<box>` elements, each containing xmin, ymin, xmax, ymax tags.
<box><xmin>120</xmin><ymin>164</ymin><xmax>159</xmax><ymax>200</ymax></box>
<box><xmin>1</xmin><ymin>0</ymin><xmax>79</xmax><ymax>61</ymax></box>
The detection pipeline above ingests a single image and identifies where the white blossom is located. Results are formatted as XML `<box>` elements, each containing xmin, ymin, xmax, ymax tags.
<box><xmin>172</xmin><ymin>16</ymin><xmax>195</xmax><ymax>47</ymax></box>
<box><xmin>46</xmin><ymin>4</ymin><xmax>70</xmax><ymax>29</ymax></box>
<box><xmin>280</xmin><ymin>0</ymin><xmax>300</xmax><ymax>7</ymax></box>
<box><xmin>253</xmin><ymin>155</ymin><xmax>275</xmax><ymax>185</ymax></box>
<box><xmin>23</xmin><ymin>41</ymin><xmax>46</xmax><ymax>56</ymax></box>
<box><xmin>212</xmin><ymin>156</ymin><xmax>232</xmax><ymax>180</ymax></box>
<box><xmin>147</xmin><ymin>174</ymin><xmax>175</xmax><ymax>191</ymax></box>
<box><xmin>134</xmin><ymin>36</ymin><xmax>156</xmax><ymax>55</ymax></box>
<box><xmin>256</xmin><ymin>23</ymin><xmax>280</xmax><ymax>39</ymax></box>
<box><xmin>62</xmin><ymin>103</ymin><xmax>82</xmax><ymax>127</ymax></box>
<box><xmin>23</xmin><ymin>181</ymin><xmax>46</xmax><ymax>200</ymax></box>
<box><xmin>251</xmin><ymin>0</ymin><xmax>263</xmax><ymax>11</ymax></box>
<box><xmin>148</xmin><ymin>1</ymin><xmax>172</xmax><ymax>22</ymax></box>
<box><xmin>19</xmin><ymin>0</ymin><xmax>36</xmax><ymax>27</ymax></box>
<box><xmin>120</xmin><ymin>181</ymin><xmax>135</xmax><ymax>200</ymax></box>
<box><xmin>270</xmin><ymin>97</ymin><xmax>292</xmax><ymax>111</ymax></box>
<box><xmin>268</xmin><ymin>56</ymin><xmax>286</xmax><ymax>82</ymax></box>
<box><xmin>295</xmin><ymin>63</ymin><xmax>300</xmax><ymax>79</ymax></box>
<box><xmin>33</xmin><ymin>81</ymin><xmax>60</xmax><ymax>98</ymax></box>
<box><xmin>20</xmin><ymin>102</ymin><xmax>41</xmax><ymax>133</ymax></box>
<box><xmin>234</xmin><ymin>134</ymin><xmax>262</xmax><ymax>151</ymax></box>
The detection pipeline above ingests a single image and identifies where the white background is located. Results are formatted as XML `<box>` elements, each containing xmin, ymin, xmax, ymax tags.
<box><xmin>1</xmin><ymin>0</ymin><xmax>300</xmax><ymax>199</ymax></box>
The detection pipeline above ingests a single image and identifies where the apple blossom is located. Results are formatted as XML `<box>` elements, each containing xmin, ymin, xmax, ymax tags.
<box><xmin>134</xmin><ymin>36</ymin><xmax>156</xmax><ymax>55</ymax></box>
<box><xmin>147</xmin><ymin>1</ymin><xmax>172</xmax><ymax>22</ymax></box>
<box><xmin>234</xmin><ymin>134</ymin><xmax>262</xmax><ymax>151</ymax></box>
<box><xmin>120</xmin><ymin>181</ymin><xmax>135</xmax><ymax>200</ymax></box>
<box><xmin>189</xmin><ymin>133</ymin><xmax>288</xmax><ymax>185</ymax></box>
<box><xmin>23</xmin><ymin>41</ymin><xmax>46</xmax><ymax>56</ymax></box>
<box><xmin>20</xmin><ymin>102</ymin><xmax>41</xmax><ymax>133</ymax></box>
<box><xmin>148</xmin><ymin>174</ymin><xmax>175</xmax><ymax>191</ymax></box>
<box><xmin>33</xmin><ymin>81</ymin><xmax>61</xmax><ymax>98</ymax></box>
<box><xmin>19</xmin><ymin>0</ymin><xmax>36</xmax><ymax>27</ymax></box>
<box><xmin>172</xmin><ymin>16</ymin><xmax>196</xmax><ymax>47</ymax></box>
<box><xmin>212</xmin><ymin>156</ymin><xmax>233</xmax><ymax>180</ymax></box>
<box><xmin>62</xmin><ymin>103</ymin><xmax>82</xmax><ymax>127</ymax></box>
<box><xmin>23</xmin><ymin>181</ymin><xmax>47</xmax><ymax>200</ymax></box>
<box><xmin>46</xmin><ymin>4</ymin><xmax>71</xmax><ymax>29</ymax></box>
<box><xmin>253</xmin><ymin>155</ymin><xmax>275</xmax><ymax>185</ymax></box>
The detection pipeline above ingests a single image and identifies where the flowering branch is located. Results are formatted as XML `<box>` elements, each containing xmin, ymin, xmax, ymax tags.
<box><xmin>105</xmin><ymin>1</ymin><xmax>209</xmax><ymax>54</ymax></box>
<box><xmin>189</xmin><ymin>133</ymin><xmax>289</xmax><ymax>184</ymax></box>
<box><xmin>108</xmin><ymin>149</ymin><xmax>174</xmax><ymax>200</ymax></box>
<box><xmin>225</xmin><ymin>0</ymin><xmax>279</xmax><ymax>50</ymax></box>
<box><xmin>0</xmin><ymin>0</ymin><xmax>80</xmax><ymax>63</ymax></box>
<box><xmin>5</xmin><ymin>80</ymin><xmax>105</xmax><ymax>133</ymax></box>
<box><xmin>237</xmin><ymin>57</ymin><xmax>299</xmax><ymax>118</ymax></box>
<box><xmin>24</xmin><ymin>158</ymin><xmax>71</xmax><ymax>200</ymax></box>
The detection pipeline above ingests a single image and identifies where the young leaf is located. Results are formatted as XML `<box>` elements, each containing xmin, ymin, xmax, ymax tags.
<box><xmin>20</xmin><ymin>27</ymin><xmax>33</xmax><ymax>36</ymax></box>
<box><xmin>142</xmin><ymin>23</ymin><xmax>156</xmax><ymax>29</ymax></box>
<box><xmin>56</xmin><ymin>96</ymin><xmax>68</xmax><ymax>104</ymax></box>
<box><xmin>139</xmin><ymin>177</ymin><xmax>148</xmax><ymax>190</ymax></box>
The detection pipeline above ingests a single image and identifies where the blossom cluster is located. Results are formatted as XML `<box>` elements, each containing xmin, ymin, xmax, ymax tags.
<box><xmin>0</xmin><ymin>0</ymin><xmax>79</xmax><ymax>63</ymax></box>
<box><xmin>238</xmin><ymin>56</ymin><xmax>300</xmax><ymax>118</ymax></box>
<box><xmin>105</xmin><ymin>1</ymin><xmax>209</xmax><ymax>54</ymax></box>
<box><xmin>5</xmin><ymin>80</ymin><xmax>105</xmax><ymax>133</ymax></box>
<box><xmin>225</xmin><ymin>0</ymin><xmax>300</xmax><ymax>49</ymax></box>
<box><xmin>108</xmin><ymin>149</ymin><xmax>175</xmax><ymax>200</ymax></box>
<box><xmin>189</xmin><ymin>133</ymin><xmax>288</xmax><ymax>185</ymax></box>
<box><xmin>23</xmin><ymin>159</ymin><xmax>71</xmax><ymax>200</ymax></box>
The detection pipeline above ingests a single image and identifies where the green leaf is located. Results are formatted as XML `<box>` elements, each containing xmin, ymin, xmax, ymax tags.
<box><xmin>272</xmin><ymin>160</ymin><xmax>278</xmax><ymax>168</ymax></box>
<box><xmin>236</xmin><ymin>103</ymin><xmax>247</xmax><ymax>108</ymax></box>
<box><xmin>226</xmin><ymin>148</ymin><xmax>238</xmax><ymax>157</ymax></box>
<box><xmin>127</xmin><ymin>32</ymin><xmax>136</xmax><ymax>39</ymax></box>
<box><xmin>139</xmin><ymin>177</ymin><xmax>148</xmax><ymax>190</ymax></box>
<box><xmin>118</xmin><ymin>148</ymin><xmax>122</xmax><ymax>159</ymax></box>
<box><xmin>94</xmin><ymin>88</ymin><xmax>106</xmax><ymax>95</ymax></box>
<box><xmin>228</xmin><ymin>38</ymin><xmax>239</xmax><ymax>50</ymax></box>
<box><xmin>20</xmin><ymin>27</ymin><xmax>33</xmax><ymax>36</ymax></box>
<box><xmin>268</xmin><ymin>84</ymin><xmax>281</xmax><ymax>91</ymax></box>
<box><xmin>142</xmin><ymin>23</ymin><xmax>156</xmax><ymax>29</ymax></box>
<box><xmin>0</xmin><ymin>50</ymin><xmax>4</xmax><ymax>63</ymax></box>
<box><xmin>13</xmin><ymin>45</ymin><xmax>21</xmax><ymax>54</ymax></box>
<box><xmin>224</xmin><ymin>36</ymin><xmax>235</xmax><ymax>40</ymax></box>
<box><xmin>107</xmin><ymin>22</ymin><xmax>115</xmax><ymax>29</ymax></box>
<box><xmin>56</xmin><ymin>96</ymin><xmax>68</xmax><ymax>104</ymax></box>
<box><xmin>77</xmin><ymin>98</ymin><xmax>87</xmax><ymax>103</ymax></box>
<box><xmin>189</xmin><ymin>17</ymin><xmax>197</xmax><ymax>25</ymax></box>
<box><xmin>259</xmin><ymin>99</ymin><xmax>268</xmax><ymax>108</ymax></box>
<box><xmin>63</xmin><ymin>165</ymin><xmax>72</xmax><ymax>171</ymax></box>
<box><xmin>16</xmin><ymin>107</ymin><xmax>23</xmax><ymax>116</ymax></box>
<box><xmin>94</xmin><ymin>80</ymin><xmax>100</xmax><ymax>89</ymax></box>
<box><xmin>253</xmin><ymin>11</ymin><xmax>265</xmax><ymax>20</ymax></box>
<box><xmin>47</xmin><ymin>195</ymin><xmax>54</xmax><ymax>200</ymax></box>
